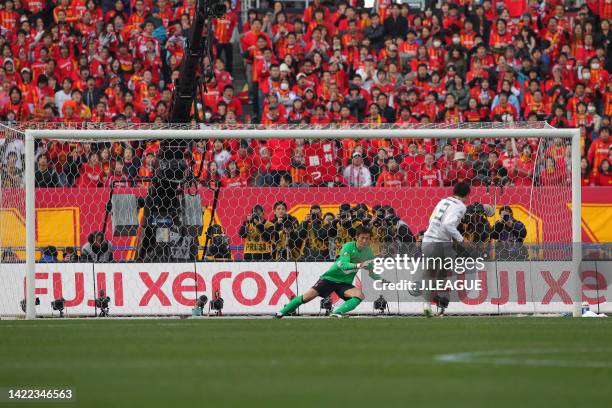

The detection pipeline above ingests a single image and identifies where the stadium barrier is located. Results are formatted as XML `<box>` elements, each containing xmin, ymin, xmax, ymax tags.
<box><xmin>1</xmin><ymin>261</ymin><xmax>610</xmax><ymax>316</ymax></box>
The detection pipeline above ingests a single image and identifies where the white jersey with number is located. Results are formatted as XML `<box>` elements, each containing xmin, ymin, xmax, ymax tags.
<box><xmin>423</xmin><ymin>196</ymin><xmax>466</xmax><ymax>243</ymax></box>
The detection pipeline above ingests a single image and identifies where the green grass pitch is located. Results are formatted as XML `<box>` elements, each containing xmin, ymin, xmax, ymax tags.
<box><xmin>1</xmin><ymin>317</ymin><xmax>611</xmax><ymax>407</ymax></box>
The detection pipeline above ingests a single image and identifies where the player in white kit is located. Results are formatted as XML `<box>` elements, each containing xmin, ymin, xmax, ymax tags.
<box><xmin>421</xmin><ymin>182</ymin><xmax>471</xmax><ymax>316</ymax></box>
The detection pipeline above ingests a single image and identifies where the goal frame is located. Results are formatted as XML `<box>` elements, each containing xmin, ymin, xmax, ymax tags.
<box><xmin>22</xmin><ymin>125</ymin><xmax>582</xmax><ymax>319</ymax></box>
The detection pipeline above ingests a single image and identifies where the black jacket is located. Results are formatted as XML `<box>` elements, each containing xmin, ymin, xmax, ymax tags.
<box><xmin>365</xmin><ymin>23</ymin><xmax>385</xmax><ymax>51</ymax></box>
<box><xmin>35</xmin><ymin>169</ymin><xmax>60</xmax><ymax>187</ymax></box>
<box><xmin>383</xmin><ymin>15</ymin><xmax>408</xmax><ymax>39</ymax></box>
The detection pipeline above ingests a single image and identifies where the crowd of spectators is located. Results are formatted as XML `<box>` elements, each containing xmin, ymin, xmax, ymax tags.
<box><xmin>0</xmin><ymin>0</ymin><xmax>611</xmax><ymax>188</ymax></box>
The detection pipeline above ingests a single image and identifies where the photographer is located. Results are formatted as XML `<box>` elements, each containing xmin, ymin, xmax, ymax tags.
<box><xmin>352</xmin><ymin>203</ymin><xmax>371</xmax><ymax>227</ymax></box>
<box><xmin>270</xmin><ymin>201</ymin><xmax>300</xmax><ymax>260</ymax></box>
<box><xmin>384</xmin><ymin>206</ymin><xmax>415</xmax><ymax>244</ymax></box>
<box><xmin>371</xmin><ymin>205</ymin><xmax>416</xmax><ymax>257</ymax></box>
<box><xmin>298</xmin><ymin>204</ymin><xmax>330</xmax><ymax>261</ymax></box>
<box><xmin>205</xmin><ymin>224</ymin><xmax>232</xmax><ymax>261</ymax></box>
<box><xmin>458</xmin><ymin>202</ymin><xmax>494</xmax><ymax>258</ymax></box>
<box><xmin>239</xmin><ymin>204</ymin><xmax>273</xmax><ymax>261</ymax></box>
<box><xmin>39</xmin><ymin>246</ymin><xmax>58</xmax><ymax>262</ymax></box>
<box><xmin>327</xmin><ymin>203</ymin><xmax>360</xmax><ymax>257</ymax></box>
<box><xmin>369</xmin><ymin>205</ymin><xmax>387</xmax><ymax>256</ymax></box>
<box><xmin>81</xmin><ymin>231</ymin><xmax>113</xmax><ymax>262</ymax></box>
<box><xmin>491</xmin><ymin>206</ymin><xmax>528</xmax><ymax>261</ymax></box>
<box><xmin>62</xmin><ymin>247</ymin><xmax>80</xmax><ymax>262</ymax></box>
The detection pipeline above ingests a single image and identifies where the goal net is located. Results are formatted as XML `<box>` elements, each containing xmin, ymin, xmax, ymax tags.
<box><xmin>0</xmin><ymin>122</ymin><xmax>587</xmax><ymax>317</ymax></box>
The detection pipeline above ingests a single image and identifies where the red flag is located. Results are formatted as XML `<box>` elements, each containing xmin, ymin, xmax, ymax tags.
<box><xmin>304</xmin><ymin>141</ymin><xmax>338</xmax><ymax>184</ymax></box>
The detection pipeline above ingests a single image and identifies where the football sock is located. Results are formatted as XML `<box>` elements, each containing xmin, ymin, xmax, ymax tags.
<box><xmin>333</xmin><ymin>297</ymin><xmax>362</xmax><ymax>314</ymax></box>
<box><xmin>279</xmin><ymin>295</ymin><xmax>303</xmax><ymax>315</ymax></box>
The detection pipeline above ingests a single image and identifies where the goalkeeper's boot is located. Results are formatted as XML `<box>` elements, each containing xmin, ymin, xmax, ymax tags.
<box><xmin>329</xmin><ymin>313</ymin><xmax>348</xmax><ymax>318</ymax></box>
<box><xmin>423</xmin><ymin>303</ymin><xmax>433</xmax><ymax>318</ymax></box>
<box><xmin>433</xmin><ymin>294</ymin><xmax>450</xmax><ymax>317</ymax></box>
<box><xmin>273</xmin><ymin>312</ymin><xmax>284</xmax><ymax>319</ymax></box>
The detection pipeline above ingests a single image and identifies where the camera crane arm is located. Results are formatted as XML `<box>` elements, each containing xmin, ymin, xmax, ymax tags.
<box><xmin>168</xmin><ymin>0</ymin><xmax>226</xmax><ymax>124</ymax></box>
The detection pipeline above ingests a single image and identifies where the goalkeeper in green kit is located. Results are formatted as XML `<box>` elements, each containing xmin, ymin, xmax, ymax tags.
<box><xmin>275</xmin><ymin>226</ymin><xmax>381</xmax><ymax>318</ymax></box>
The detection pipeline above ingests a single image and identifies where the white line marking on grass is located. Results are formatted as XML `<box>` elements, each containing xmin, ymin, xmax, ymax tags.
<box><xmin>434</xmin><ymin>349</ymin><xmax>612</xmax><ymax>368</ymax></box>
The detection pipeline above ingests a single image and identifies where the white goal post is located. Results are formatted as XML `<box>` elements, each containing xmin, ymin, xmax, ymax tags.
<box><xmin>16</xmin><ymin>122</ymin><xmax>581</xmax><ymax>318</ymax></box>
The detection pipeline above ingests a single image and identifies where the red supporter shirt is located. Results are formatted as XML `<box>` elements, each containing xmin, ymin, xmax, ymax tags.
<box><xmin>539</xmin><ymin>168</ymin><xmax>567</xmax><ymax>186</ymax></box>
<box><xmin>587</xmin><ymin>138</ymin><xmax>612</xmax><ymax>173</ymax></box>
<box><xmin>376</xmin><ymin>169</ymin><xmax>404</xmax><ymax>187</ymax></box>
<box><xmin>267</xmin><ymin>139</ymin><xmax>294</xmax><ymax>171</ymax></box>
<box><xmin>592</xmin><ymin>171</ymin><xmax>612</xmax><ymax>186</ymax></box>
<box><xmin>231</xmin><ymin>153</ymin><xmax>256</xmax><ymax>181</ymax></box>
<box><xmin>78</xmin><ymin>163</ymin><xmax>102</xmax><ymax>187</ymax></box>
<box><xmin>418</xmin><ymin>165</ymin><xmax>442</xmax><ymax>187</ymax></box>
<box><xmin>214</xmin><ymin>14</ymin><xmax>237</xmax><ymax>44</ymax></box>
<box><xmin>221</xmin><ymin>173</ymin><xmax>247</xmax><ymax>187</ymax></box>
<box><xmin>444</xmin><ymin>163</ymin><xmax>475</xmax><ymax>186</ymax></box>
<box><xmin>511</xmin><ymin>157</ymin><xmax>535</xmax><ymax>186</ymax></box>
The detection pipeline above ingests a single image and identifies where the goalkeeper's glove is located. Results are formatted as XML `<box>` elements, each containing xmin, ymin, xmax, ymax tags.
<box><xmin>357</xmin><ymin>259</ymin><xmax>375</xmax><ymax>269</ymax></box>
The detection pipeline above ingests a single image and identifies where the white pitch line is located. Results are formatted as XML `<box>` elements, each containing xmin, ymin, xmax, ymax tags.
<box><xmin>434</xmin><ymin>349</ymin><xmax>612</xmax><ymax>368</ymax></box>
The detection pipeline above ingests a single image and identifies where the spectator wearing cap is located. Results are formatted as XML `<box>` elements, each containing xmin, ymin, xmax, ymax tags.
<box><xmin>444</xmin><ymin>151</ymin><xmax>475</xmax><ymax>186</ymax></box>
<box><xmin>343</xmin><ymin>151</ymin><xmax>372</xmax><ymax>187</ymax></box>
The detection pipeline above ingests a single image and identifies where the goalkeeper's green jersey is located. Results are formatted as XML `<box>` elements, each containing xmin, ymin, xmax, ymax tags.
<box><xmin>320</xmin><ymin>241</ymin><xmax>375</xmax><ymax>284</ymax></box>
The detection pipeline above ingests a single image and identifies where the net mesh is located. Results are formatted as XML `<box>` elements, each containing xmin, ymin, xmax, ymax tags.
<box><xmin>0</xmin><ymin>123</ymin><xmax>26</xmax><ymax>316</ymax></box>
<box><xmin>0</xmin><ymin>122</ymin><xmax>578</xmax><ymax>316</ymax></box>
